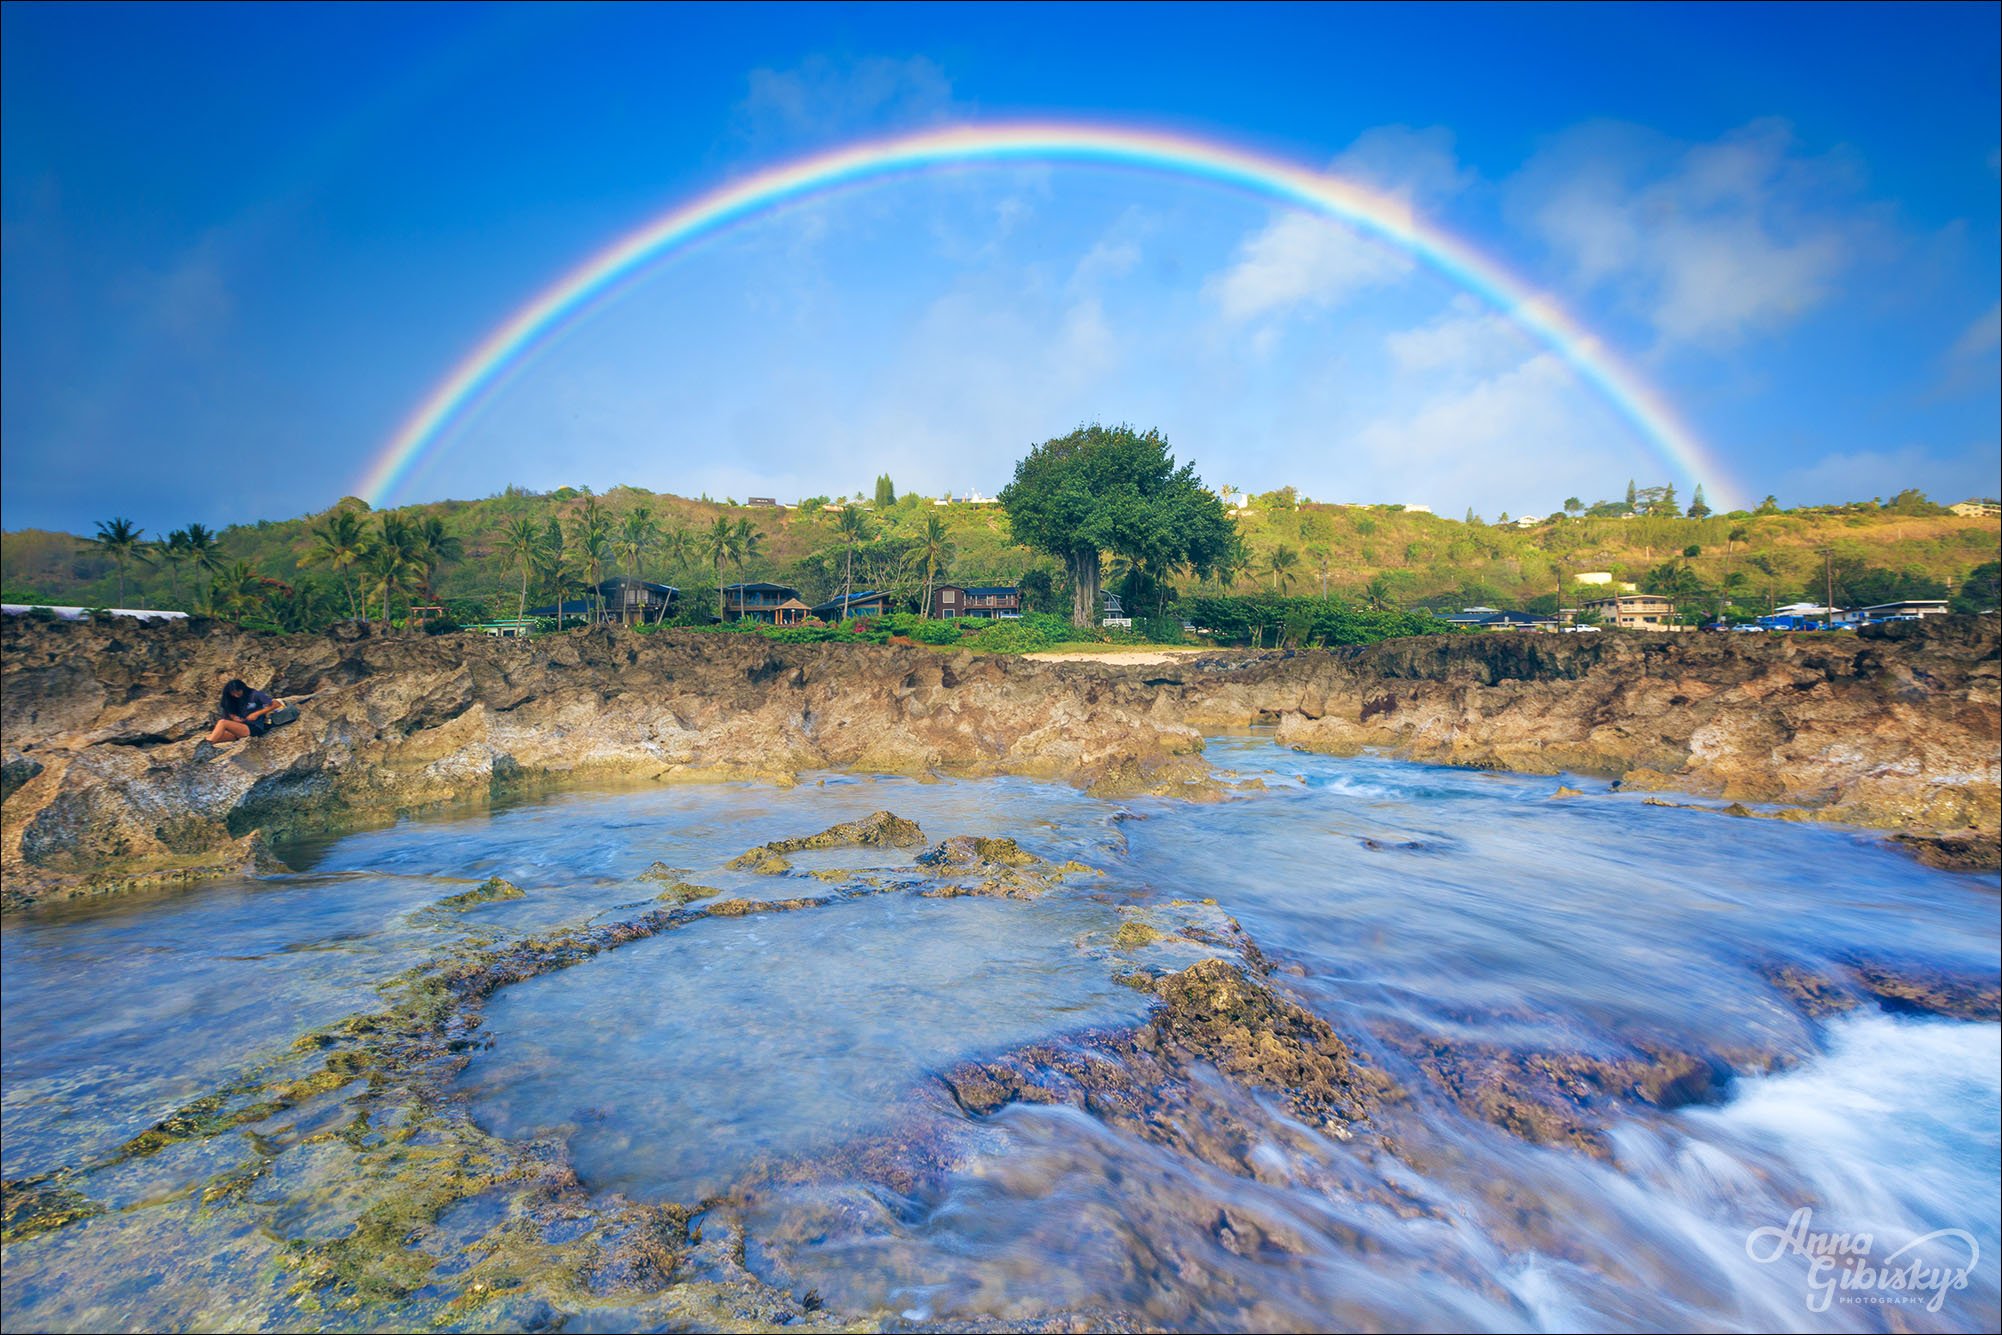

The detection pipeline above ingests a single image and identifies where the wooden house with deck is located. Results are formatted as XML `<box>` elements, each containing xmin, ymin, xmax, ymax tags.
<box><xmin>723</xmin><ymin>582</ymin><xmax>812</xmax><ymax>625</ymax></box>
<box><xmin>930</xmin><ymin>584</ymin><xmax>1022</xmax><ymax>619</ymax></box>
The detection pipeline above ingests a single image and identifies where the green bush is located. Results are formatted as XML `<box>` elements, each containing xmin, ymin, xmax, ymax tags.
<box><xmin>964</xmin><ymin>612</ymin><xmax>1076</xmax><ymax>653</ymax></box>
<box><xmin>1178</xmin><ymin>595</ymin><xmax>1457</xmax><ymax>647</ymax></box>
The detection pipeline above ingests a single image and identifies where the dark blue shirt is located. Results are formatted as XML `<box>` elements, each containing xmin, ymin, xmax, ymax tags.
<box><xmin>224</xmin><ymin>689</ymin><xmax>273</xmax><ymax>721</ymax></box>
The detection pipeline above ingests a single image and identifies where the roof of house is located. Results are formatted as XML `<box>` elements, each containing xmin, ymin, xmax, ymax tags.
<box><xmin>1439</xmin><ymin>607</ymin><xmax>1556</xmax><ymax>626</ymax></box>
<box><xmin>811</xmin><ymin>590</ymin><xmax>889</xmax><ymax>615</ymax></box>
<box><xmin>938</xmin><ymin>584</ymin><xmax>1020</xmax><ymax>596</ymax></box>
<box><xmin>1857</xmin><ymin>599</ymin><xmax>1949</xmax><ymax>612</ymax></box>
<box><xmin>723</xmin><ymin>582</ymin><xmax>800</xmax><ymax>596</ymax></box>
<box><xmin>596</xmin><ymin>577</ymin><xmax>679</xmax><ymax>597</ymax></box>
<box><xmin>527</xmin><ymin>599</ymin><xmax>596</xmax><ymax>616</ymax></box>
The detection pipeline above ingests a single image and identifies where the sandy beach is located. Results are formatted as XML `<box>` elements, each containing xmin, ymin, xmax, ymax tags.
<box><xmin>1023</xmin><ymin>647</ymin><xmax>1214</xmax><ymax>665</ymax></box>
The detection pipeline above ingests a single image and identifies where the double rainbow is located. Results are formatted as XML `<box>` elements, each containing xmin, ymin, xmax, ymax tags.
<box><xmin>357</xmin><ymin>121</ymin><xmax>1733</xmax><ymax>507</ymax></box>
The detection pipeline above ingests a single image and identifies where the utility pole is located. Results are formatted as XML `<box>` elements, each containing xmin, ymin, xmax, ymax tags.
<box><xmin>1821</xmin><ymin>548</ymin><xmax>1836</xmax><ymax>629</ymax></box>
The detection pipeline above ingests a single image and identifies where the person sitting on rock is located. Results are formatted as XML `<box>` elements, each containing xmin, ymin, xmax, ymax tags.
<box><xmin>208</xmin><ymin>677</ymin><xmax>282</xmax><ymax>746</ymax></box>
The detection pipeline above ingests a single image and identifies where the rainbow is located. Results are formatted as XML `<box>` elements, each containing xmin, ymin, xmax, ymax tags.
<box><xmin>358</xmin><ymin>121</ymin><xmax>1736</xmax><ymax>507</ymax></box>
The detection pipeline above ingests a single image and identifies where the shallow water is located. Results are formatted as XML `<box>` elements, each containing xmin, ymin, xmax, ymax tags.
<box><xmin>3</xmin><ymin>736</ymin><xmax>1996</xmax><ymax>1332</ymax></box>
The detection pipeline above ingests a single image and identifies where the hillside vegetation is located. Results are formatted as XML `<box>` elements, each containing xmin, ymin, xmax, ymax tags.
<box><xmin>4</xmin><ymin>480</ymin><xmax>1997</xmax><ymax>635</ymax></box>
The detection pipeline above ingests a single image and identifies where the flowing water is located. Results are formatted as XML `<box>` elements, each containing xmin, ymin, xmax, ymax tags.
<box><xmin>2</xmin><ymin>734</ymin><xmax>1996</xmax><ymax>1332</ymax></box>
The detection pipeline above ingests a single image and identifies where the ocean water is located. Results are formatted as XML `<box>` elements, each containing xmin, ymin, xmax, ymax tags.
<box><xmin>3</xmin><ymin>735</ymin><xmax>1995</xmax><ymax>1331</ymax></box>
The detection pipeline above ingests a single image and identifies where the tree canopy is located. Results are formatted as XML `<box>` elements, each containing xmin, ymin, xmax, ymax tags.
<box><xmin>998</xmin><ymin>424</ymin><xmax>1235</xmax><ymax>626</ymax></box>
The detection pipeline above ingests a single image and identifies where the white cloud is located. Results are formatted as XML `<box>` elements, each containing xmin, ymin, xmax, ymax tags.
<box><xmin>732</xmin><ymin>55</ymin><xmax>959</xmax><ymax>144</ymax></box>
<box><xmin>1948</xmin><ymin>301</ymin><xmax>2000</xmax><ymax>366</ymax></box>
<box><xmin>1508</xmin><ymin>119</ymin><xmax>1866</xmax><ymax>348</ymax></box>
<box><xmin>1349</xmin><ymin>350</ymin><xmax>1627</xmax><ymax>512</ymax></box>
<box><xmin>1204</xmin><ymin>125</ymin><xmax>1472</xmax><ymax>326</ymax></box>
<box><xmin>1384</xmin><ymin>296</ymin><xmax>1535</xmax><ymax>375</ymax></box>
<box><xmin>1206</xmin><ymin>212</ymin><xmax>1412</xmax><ymax>324</ymax></box>
<box><xmin>1332</xmin><ymin>124</ymin><xmax>1475</xmax><ymax>209</ymax></box>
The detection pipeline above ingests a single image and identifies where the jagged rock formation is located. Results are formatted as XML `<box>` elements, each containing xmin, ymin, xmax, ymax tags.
<box><xmin>3</xmin><ymin>615</ymin><xmax>1996</xmax><ymax>906</ymax></box>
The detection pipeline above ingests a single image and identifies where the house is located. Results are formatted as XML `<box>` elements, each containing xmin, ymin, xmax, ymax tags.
<box><xmin>1574</xmin><ymin>572</ymin><xmax>1614</xmax><ymax>586</ymax></box>
<box><xmin>723</xmin><ymin>582</ymin><xmax>810</xmax><ymax>625</ymax></box>
<box><xmin>466</xmin><ymin>617</ymin><xmax>537</xmax><ymax>638</ymax></box>
<box><xmin>602</xmin><ymin>577</ymin><xmax>680</xmax><ymax>623</ymax></box>
<box><xmin>526</xmin><ymin>597</ymin><xmax>595</xmax><ymax>625</ymax></box>
<box><xmin>931</xmin><ymin>584</ymin><xmax>1021</xmax><ymax>619</ymax></box>
<box><xmin>1950</xmin><ymin>499</ymin><xmax>2000</xmax><ymax>517</ymax></box>
<box><xmin>811</xmin><ymin>589</ymin><xmax>895</xmax><ymax>620</ymax></box>
<box><xmin>1512</xmin><ymin>514</ymin><xmax>1544</xmax><ymax>528</ymax></box>
<box><xmin>746</xmin><ymin>497</ymin><xmax>779</xmax><ymax>508</ymax></box>
<box><xmin>1581</xmin><ymin>593</ymin><xmax>1680</xmax><ymax>629</ymax></box>
<box><xmin>1856</xmin><ymin>599</ymin><xmax>1949</xmax><ymax>622</ymax></box>
<box><xmin>1437</xmin><ymin>606</ymin><xmax>1560</xmax><ymax>632</ymax></box>
<box><xmin>528</xmin><ymin>578</ymin><xmax>678</xmax><ymax>625</ymax></box>
<box><xmin>1100</xmin><ymin>589</ymin><xmax>1131</xmax><ymax>628</ymax></box>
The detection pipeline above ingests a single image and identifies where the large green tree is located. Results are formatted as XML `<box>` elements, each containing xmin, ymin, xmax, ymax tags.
<box><xmin>998</xmin><ymin>425</ymin><xmax>1234</xmax><ymax>627</ymax></box>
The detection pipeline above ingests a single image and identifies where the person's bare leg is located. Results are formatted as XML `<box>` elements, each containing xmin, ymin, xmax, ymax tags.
<box><xmin>209</xmin><ymin>719</ymin><xmax>250</xmax><ymax>744</ymax></box>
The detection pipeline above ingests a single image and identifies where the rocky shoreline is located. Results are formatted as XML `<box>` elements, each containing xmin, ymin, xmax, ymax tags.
<box><xmin>3</xmin><ymin>615</ymin><xmax>1997</xmax><ymax>908</ymax></box>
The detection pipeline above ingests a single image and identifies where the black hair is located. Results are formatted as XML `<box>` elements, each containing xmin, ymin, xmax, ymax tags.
<box><xmin>220</xmin><ymin>678</ymin><xmax>250</xmax><ymax>717</ymax></box>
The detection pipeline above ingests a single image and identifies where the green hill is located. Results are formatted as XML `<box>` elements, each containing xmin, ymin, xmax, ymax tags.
<box><xmin>4</xmin><ymin>481</ymin><xmax>1997</xmax><ymax>629</ymax></box>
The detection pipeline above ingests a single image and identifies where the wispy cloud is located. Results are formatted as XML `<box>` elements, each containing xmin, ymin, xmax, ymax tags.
<box><xmin>1506</xmin><ymin>119</ymin><xmax>1868</xmax><ymax>349</ymax></box>
<box><xmin>1948</xmin><ymin>301</ymin><xmax>2000</xmax><ymax>366</ymax></box>
<box><xmin>731</xmin><ymin>54</ymin><xmax>961</xmax><ymax>147</ymax></box>
<box><xmin>1204</xmin><ymin>125</ymin><xmax>1471</xmax><ymax>327</ymax></box>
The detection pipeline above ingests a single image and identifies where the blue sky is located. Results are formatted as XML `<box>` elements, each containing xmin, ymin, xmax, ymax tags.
<box><xmin>3</xmin><ymin>1</ymin><xmax>1997</xmax><ymax>534</ymax></box>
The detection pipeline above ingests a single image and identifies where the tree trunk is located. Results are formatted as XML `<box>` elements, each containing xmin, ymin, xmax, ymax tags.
<box><xmin>518</xmin><ymin>568</ymin><xmax>528</xmax><ymax>624</ymax></box>
<box><xmin>1068</xmin><ymin>549</ymin><xmax>1100</xmax><ymax>628</ymax></box>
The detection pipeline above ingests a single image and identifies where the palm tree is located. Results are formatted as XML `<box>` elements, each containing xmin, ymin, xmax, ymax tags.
<box><xmin>182</xmin><ymin>523</ymin><xmax>225</xmax><ymax>586</ymax></box>
<box><xmin>498</xmin><ymin>517</ymin><xmax>544</xmax><ymax>624</ymax></box>
<box><xmin>615</xmin><ymin>508</ymin><xmax>661</xmax><ymax>623</ymax></box>
<box><xmin>362</xmin><ymin>514</ymin><xmax>427</xmax><ymax>625</ymax></box>
<box><xmin>1268</xmin><ymin>544</ymin><xmax>1300</xmax><ymax>594</ymax></box>
<box><xmin>1363</xmin><ymin>576</ymin><xmax>1397</xmax><ymax>611</ymax></box>
<box><xmin>535</xmin><ymin>518</ymin><xmax>574</xmax><ymax>625</ymax></box>
<box><xmin>299</xmin><ymin>509</ymin><xmax>374</xmax><ymax>621</ymax></box>
<box><xmin>910</xmin><ymin>512</ymin><xmax>953</xmax><ymax>615</ymax></box>
<box><xmin>835</xmin><ymin>506</ymin><xmax>872</xmax><ymax>608</ymax></box>
<box><xmin>703</xmin><ymin>515</ymin><xmax>740</xmax><ymax>617</ymax></box>
<box><xmin>659</xmin><ymin>524</ymin><xmax>693</xmax><ymax>579</ymax></box>
<box><xmin>730</xmin><ymin>517</ymin><xmax>763</xmax><ymax>589</ymax></box>
<box><xmin>87</xmin><ymin>518</ymin><xmax>150</xmax><ymax>604</ymax></box>
<box><xmin>154</xmin><ymin>529</ymin><xmax>191</xmax><ymax>606</ymax></box>
<box><xmin>413</xmin><ymin>516</ymin><xmax>463</xmax><ymax>602</ymax></box>
<box><xmin>571</xmin><ymin>498</ymin><xmax>613</xmax><ymax>623</ymax></box>
<box><xmin>1306</xmin><ymin>542</ymin><xmax>1333</xmax><ymax>598</ymax></box>
<box><xmin>207</xmin><ymin>560</ymin><xmax>269</xmax><ymax>622</ymax></box>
